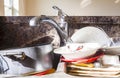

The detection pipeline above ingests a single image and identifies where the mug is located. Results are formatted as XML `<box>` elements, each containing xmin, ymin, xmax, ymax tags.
<box><xmin>101</xmin><ymin>55</ymin><xmax>120</xmax><ymax>66</ymax></box>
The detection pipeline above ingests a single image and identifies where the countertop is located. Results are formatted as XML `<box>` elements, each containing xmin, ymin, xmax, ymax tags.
<box><xmin>0</xmin><ymin>63</ymin><xmax>93</xmax><ymax>78</ymax></box>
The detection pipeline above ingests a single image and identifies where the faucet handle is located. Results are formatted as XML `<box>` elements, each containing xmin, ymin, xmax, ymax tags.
<box><xmin>52</xmin><ymin>6</ymin><xmax>61</xmax><ymax>12</ymax></box>
<box><xmin>52</xmin><ymin>6</ymin><xmax>67</xmax><ymax>18</ymax></box>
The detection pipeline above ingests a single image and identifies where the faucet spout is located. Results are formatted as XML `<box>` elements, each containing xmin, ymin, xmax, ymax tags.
<box><xmin>29</xmin><ymin>6</ymin><xmax>72</xmax><ymax>46</ymax></box>
<box><xmin>29</xmin><ymin>15</ymin><xmax>68</xmax><ymax>46</ymax></box>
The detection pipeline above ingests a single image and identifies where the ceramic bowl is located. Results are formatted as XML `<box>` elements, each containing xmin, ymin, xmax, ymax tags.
<box><xmin>71</xmin><ymin>26</ymin><xmax>112</xmax><ymax>47</ymax></box>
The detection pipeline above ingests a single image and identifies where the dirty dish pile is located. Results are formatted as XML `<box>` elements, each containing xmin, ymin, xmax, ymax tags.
<box><xmin>54</xmin><ymin>26</ymin><xmax>120</xmax><ymax>77</ymax></box>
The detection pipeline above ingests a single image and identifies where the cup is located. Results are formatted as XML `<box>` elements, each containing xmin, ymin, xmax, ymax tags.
<box><xmin>101</xmin><ymin>55</ymin><xmax>120</xmax><ymax>66</ymax></box>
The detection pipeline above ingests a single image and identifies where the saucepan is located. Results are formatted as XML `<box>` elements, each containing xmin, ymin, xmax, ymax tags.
<box><xmin>0</xmin><ymin>43</ymin><xmax>60</xmax><ymax>75</ymax></box>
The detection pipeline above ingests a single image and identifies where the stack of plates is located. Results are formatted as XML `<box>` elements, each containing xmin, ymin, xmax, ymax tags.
<box><xmin>65</xmin><ymin>63</ymin><xmax>120</xmax><ymax>77</ymax></box>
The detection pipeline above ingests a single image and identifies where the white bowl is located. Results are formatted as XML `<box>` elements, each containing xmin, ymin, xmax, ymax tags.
<box><xmin>54</xmin><ymin>43</ymin><xmax>101</xmax><ymax>60</ymax></box>
<box><xmin>71</xmin><ymin>27</ymin><xmax>111</xmax><ymax>47</ymax></box>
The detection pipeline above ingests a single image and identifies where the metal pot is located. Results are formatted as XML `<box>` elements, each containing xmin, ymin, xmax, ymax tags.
<box><xmin>0</xmin><ymin>44</ymin><xmax>59</xmax><ymax>75</ymax></box>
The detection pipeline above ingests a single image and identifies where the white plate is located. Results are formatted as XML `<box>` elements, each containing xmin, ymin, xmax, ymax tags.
<box><xmin>102</xmin><ymin>46</ymin><xmax>120</xmax><ymax>55</ymax></box>
<box><xmin>67</xmin><ymin>65</ymin><xmax>120</xmax><ymax>72</ymax></box>
<box><xmin>71</xmin><ymin>26</ymin><xmax>111</xmax><ymax>47</ymax></box>
<box><xmin>54</xmin><ymin>43</ymin><xmax>101</xmax><ymax>60</ymax></box>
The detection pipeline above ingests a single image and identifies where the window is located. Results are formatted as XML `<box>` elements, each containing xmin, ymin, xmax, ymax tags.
<box><xmin>4</xmin><ymin>0</ymin><xmax>19</xmax><ymax>16</ymax></box>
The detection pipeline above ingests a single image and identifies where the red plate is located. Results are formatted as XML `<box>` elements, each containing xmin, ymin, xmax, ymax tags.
<box><xmin>61</xmin><ymin>51</ymin><xmax>104</xmax><ymax>63</ymax></box>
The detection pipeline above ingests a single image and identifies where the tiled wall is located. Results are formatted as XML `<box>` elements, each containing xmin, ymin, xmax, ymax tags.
<box><xmin>0</xmin><ymin>16</ymin><xmax>120</xmax><ymax>49</ymax></box>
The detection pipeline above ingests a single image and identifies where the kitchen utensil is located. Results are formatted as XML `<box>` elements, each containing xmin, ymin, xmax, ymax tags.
<box><xmin>0</xmin><ymin>44</ymin><xmax>54</xmax><ymax>75</ymax></box>
<box><xmin>71</xmin><ymin>26</ymin><xmax>112</xmax><ymax>47</ymax></box>
<box><xmin>54</xmin><ymin>43</ymin><xmax>101</xmax><ymax>60</ymax></box>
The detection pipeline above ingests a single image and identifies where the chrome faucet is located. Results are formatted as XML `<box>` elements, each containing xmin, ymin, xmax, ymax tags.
<box><xmin>52</xmin><ymin>6</ymin><xmax>67</xmax><ymax>28</ymax></box>
<box><xmin>29</xmin><ymin>6</ymin><xmax>71</xmax><ymax>46</ymax></box>
<box><xmin>52</xmin><ymin>6</ymin><xmax>69</xmax><ymax>41</ymax></box>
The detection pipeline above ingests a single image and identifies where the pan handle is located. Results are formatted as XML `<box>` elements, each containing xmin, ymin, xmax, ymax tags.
<box><xmin>4</xmin><ymin>52</ymin><xmax>26</xmax><ymax>61</ymax></box>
